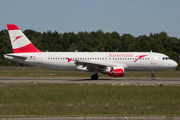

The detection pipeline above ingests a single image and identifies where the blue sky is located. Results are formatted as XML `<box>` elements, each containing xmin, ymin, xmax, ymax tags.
<box><xmin>1</xmin><ymin>0</ymin><xmax>180</xmax><ymax>38</ymax></box>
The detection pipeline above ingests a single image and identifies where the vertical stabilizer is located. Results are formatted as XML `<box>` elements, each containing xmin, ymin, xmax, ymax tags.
<box><xmin>7</xmin><ymin>24</ymin><xmax>41</xmax><ymax>53</ymax></box>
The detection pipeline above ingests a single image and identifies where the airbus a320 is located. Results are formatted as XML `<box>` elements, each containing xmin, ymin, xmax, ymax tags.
<box><xmin>4</xmin><ymin>24</ymin><xmax>178</xmax><ymax>80</ymax></box>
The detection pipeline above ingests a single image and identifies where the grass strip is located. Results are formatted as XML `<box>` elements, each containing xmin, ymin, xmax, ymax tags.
<box><xmin>0</xmin><ymin>83</ymin><xmax>180</xmax><ymax>117</ymax></box>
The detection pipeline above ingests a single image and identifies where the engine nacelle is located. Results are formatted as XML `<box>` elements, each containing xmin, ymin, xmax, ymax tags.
<box><xmin>107</xmin><ymin>67</ymin><xmax>125</xmax><ymax>77</ymax></box>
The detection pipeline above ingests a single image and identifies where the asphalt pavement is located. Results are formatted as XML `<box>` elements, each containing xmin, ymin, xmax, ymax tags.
<box><xmin>0</xmin><ymin>77</ymin><xmax>180</xmax><ymax>85</ymax></box>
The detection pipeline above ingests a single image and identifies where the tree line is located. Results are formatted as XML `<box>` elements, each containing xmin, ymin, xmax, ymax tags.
<box><xmin>0</xmin><ymin>29</ymin><xmax>180</xmax><ymax>66</ymax></box>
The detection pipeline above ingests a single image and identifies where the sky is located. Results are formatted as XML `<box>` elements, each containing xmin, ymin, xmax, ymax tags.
<box><xmin>1</xmin><ymin>0</ymin><xmax>180</xmax><ymax>38</ymax></box>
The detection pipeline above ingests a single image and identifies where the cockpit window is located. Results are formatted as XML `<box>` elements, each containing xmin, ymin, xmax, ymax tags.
<box><xmin>162</xmin><ymin>57</ymin><xmax>171</xmax><ymax>60</ymax></box>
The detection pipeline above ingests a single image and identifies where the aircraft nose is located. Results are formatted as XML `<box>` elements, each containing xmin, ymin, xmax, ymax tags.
<box><xmin>171</xmin><ymin>60</ymin><xmax>178</xmax><ymax>68</ymax></box>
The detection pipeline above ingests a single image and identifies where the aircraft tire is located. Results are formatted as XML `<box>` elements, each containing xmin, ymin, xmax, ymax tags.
<box><xmin>91</xmin><ymin>74</ymin><xmax>99</xmax><ymax>80</ymax></box>
<box><xmin>91</xmin><ymin>75</ymin><xmax>96</xmax><ymax>80</ymax></box>
<box><xmin>96</xmin><ymin>74</ymin><xmax>99</xmax><ymax>80</ymax></box>
<box><xmin>151</xmin><ymin>76</ymin><xmax>156</xmax><ymax>80</ymax></box>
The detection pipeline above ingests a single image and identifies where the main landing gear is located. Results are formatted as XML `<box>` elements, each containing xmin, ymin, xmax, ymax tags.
<box><xmin>151</xmin><ymin>71</ymin><xmax>155</xmax><ymax>80</ymax></box>
<box><xmin>91</xmin><ymin>73</ymin><xmax>99</xmax><ymax>80</ymax></box>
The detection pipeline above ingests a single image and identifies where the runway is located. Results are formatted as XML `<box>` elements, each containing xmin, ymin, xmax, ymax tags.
<box><xmin>0</xmin><ymin>77</ymin><xmax>180</xmax><ymax>85</ymax></box>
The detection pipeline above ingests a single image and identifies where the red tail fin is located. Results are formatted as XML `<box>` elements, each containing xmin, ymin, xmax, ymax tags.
<box><xmin>7</xmin><ymin>24</ymin><xmax>42</xmax><ymax>53</ymax></box>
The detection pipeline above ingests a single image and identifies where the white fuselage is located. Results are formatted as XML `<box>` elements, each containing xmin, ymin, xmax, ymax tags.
<box><xmin>5</xmin><ymin>24</ymin><xmax>178</xmax><ymax>80</ymax></box>
<box><xmin>4</xmin><ymin>52</ymin><xmax>177</xmax><ymax>72</ymax></box>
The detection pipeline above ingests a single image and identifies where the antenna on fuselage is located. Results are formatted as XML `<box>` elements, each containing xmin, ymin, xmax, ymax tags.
<box><xmin>150</xmin><ymin>50</ymin><xmax>152</xmax><ymax>53</ymax></box>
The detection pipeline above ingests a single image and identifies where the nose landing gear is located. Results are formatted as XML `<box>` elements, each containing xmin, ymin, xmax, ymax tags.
<box><xmin>151</xmin><ymin>71</ymin><xmax>155</xmax><ymax>80</ymax></box>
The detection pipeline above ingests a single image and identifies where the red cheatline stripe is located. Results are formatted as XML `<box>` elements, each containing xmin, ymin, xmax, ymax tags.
<box><xmin>13</xmin><ymin>43</ymin><xmax>42</xmax><ymax>53</ymax></box>
<box><xmin>7</xmin><ymin>24</ymin><xmax>20</xmax><ymax>30</ymax></box>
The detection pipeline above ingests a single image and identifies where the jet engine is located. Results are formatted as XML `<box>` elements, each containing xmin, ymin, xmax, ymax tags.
<box><xmin>107</xmin><ymin>67</ymin><xmax>125</xmax><ymax>77</ymax></box>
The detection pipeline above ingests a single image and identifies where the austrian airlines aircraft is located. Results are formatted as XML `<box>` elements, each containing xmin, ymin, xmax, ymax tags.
<box><xmin>4</xmin><ymin>24</ymin><xmax>178</xmax><ymax>80</ymax></box>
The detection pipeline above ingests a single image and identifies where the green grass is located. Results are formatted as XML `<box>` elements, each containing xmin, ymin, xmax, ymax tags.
<box><xmin>0</xmin><ymin>68</ymin><xmax>179</xmax><ymax>78</ymax></box>
<box><xmin>0</xmin><ymin>83</ymin><xmax>180</xmax><ymax>117</ymax></box>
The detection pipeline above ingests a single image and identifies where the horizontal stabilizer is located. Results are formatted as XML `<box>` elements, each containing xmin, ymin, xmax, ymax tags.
<box><xmin>4</xmin><ymin>53</ymin><xmax>28</xmax><ymax>60</ymax></box>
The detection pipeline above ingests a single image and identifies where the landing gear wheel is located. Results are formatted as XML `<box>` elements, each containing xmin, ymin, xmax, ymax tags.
<box><xmin>151</xmin><ymin>70</ymin><xmax>155</xmax><ymax>80</ymax></box>
<box><xmin>95</xmin><ymin>74</ymin><xmax>99</xmax><ymax>80</ymax></box>
<box><xmin>91</xmin><ymin>74</ymin><xmax>99</xmax><ymax>80</ymax></box>
<box><xmin>151</xmin><ymin>76</ymin><xmax>156</xmax><ymax>80</ymax></box>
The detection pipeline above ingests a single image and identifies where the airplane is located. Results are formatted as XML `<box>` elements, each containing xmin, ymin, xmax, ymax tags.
<box><xmin>4</xmin><ymin>24</ymin><xmax>178</xmax><ymax>80</ymax></box>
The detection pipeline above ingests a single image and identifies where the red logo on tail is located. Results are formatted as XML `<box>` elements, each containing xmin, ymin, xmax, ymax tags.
<box><xmin>134</xmin><ymin>55</ymin><xmax>148</xmax><ymax>62</ymax></box>
<box><xmin>13</xmin><ymin>36</ymin><xmax>23</xmax><ymax>42</ymax></box>
<box><xmin>66</xmin><ymin>57</ymin><xmax>72</xmax><ymax>63</ymax></box>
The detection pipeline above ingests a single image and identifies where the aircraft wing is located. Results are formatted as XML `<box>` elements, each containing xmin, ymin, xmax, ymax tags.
<box><xmin>68</xmin><ymin>58</ymin><xmax>128</xmax><ymax>72</ymax></box>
